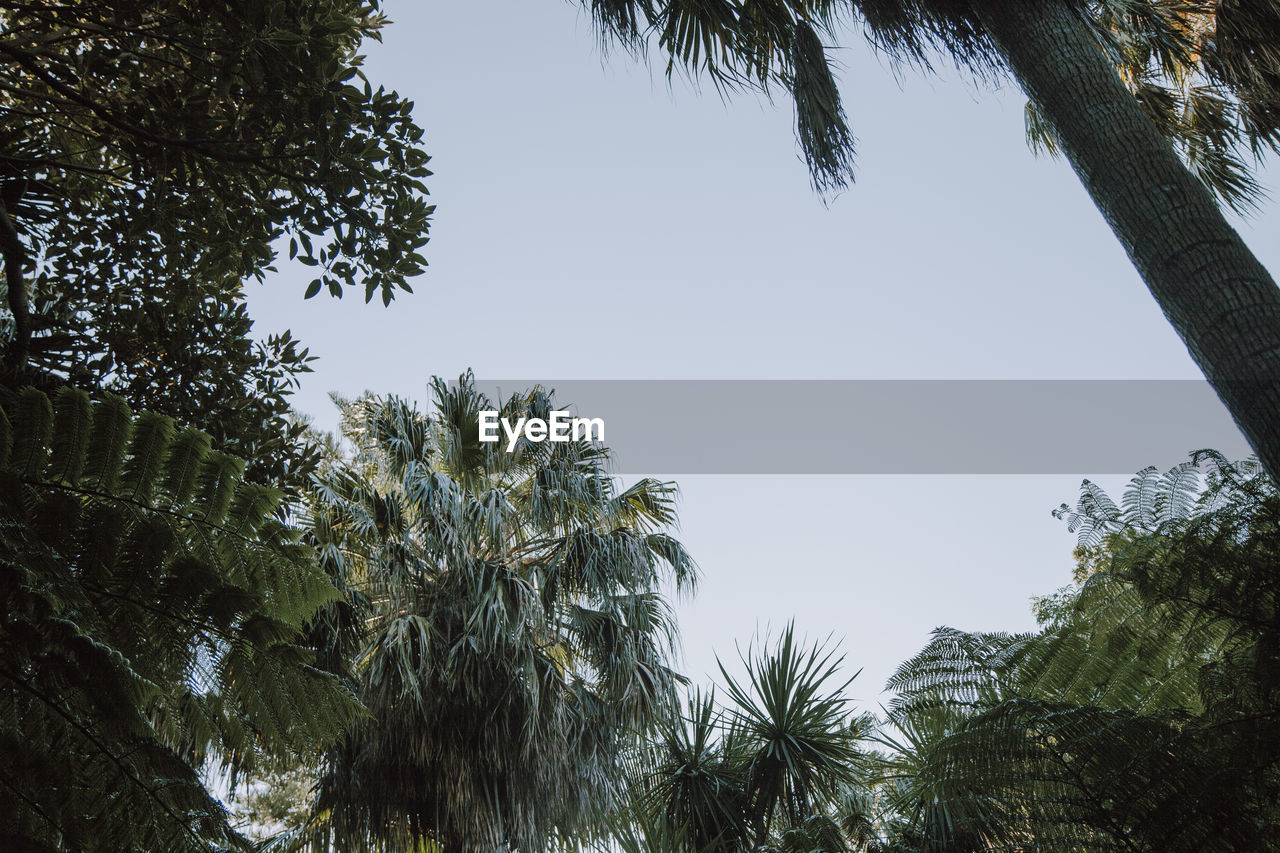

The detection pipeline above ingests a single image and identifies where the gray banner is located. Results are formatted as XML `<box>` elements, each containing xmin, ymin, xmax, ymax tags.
<box><xmin>464</xmin><ymin>380</ymin><xmax>1252</xmax><ymax>474</ymax></box>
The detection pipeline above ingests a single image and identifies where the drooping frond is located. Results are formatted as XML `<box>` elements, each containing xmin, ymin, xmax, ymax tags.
<box><xmin>576</xmin><ymin>1</ymin><xmax>861</xmax><ymax>194</ymax></box>
<box><xmin>1203</xmin><ymin>0</ymin><xmax>1280</xmax><ymax>154</ymax></box>
<box><xmin>884</xmin><ymin>627</ymin><xmax>1037</xmax><ymax>713</ymax></box>
<box><xmin>792</xmin><ymin>21</ymin><xmax>858</xmax><ymax>195</ymax></box>
<box><xmin>853</xmin><ymin>0</ymin><xmax>997</xmax><ymax>73</ymax></box>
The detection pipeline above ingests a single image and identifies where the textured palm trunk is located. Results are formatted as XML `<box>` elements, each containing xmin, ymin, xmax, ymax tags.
<box><xmin>971</xmin><ymin>0</ymin><xmax>1280</xmax><ymax>479</ymax></box>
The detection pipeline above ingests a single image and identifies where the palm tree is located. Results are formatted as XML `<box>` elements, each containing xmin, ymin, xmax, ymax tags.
<box><xmin>292</xmin><ymin>375</ymin><xmax>697</xmax><ymax>851</ymax></box>
<box><xmin>578</xmin><ymin>0</ymin><xmax>1280</xmax><ymax>478</ymax></box>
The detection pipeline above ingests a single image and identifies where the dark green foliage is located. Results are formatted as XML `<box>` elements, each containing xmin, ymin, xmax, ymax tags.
<box><xmin>611</xmin><ymin>455</ymin><xmax>1280</xmax><ymax>851</ymax></box>
<box><xmin>791</xmin><ymin>21</ymin><xmax>856</xmax><ymax>195</ymax></box>
<box><xmin>584</xmin><ymin>0</ymin><xmax>861</xmax><ymax>194</ymax></box>
<box><xmin>0</xmin><ymin>387</ymin><xmax>362</xmax><ymax>852</ymax></box>
<box><xmin>1028</xmin><ymin>1</ymin><xmax>1280</xmax><ymax>211</ymax></box>
<box><xmin>0</xmin><ymin>0</ymin><xmax>433</xmax><ymax>490</ymax></box>
<box><xmin>880</xmin><ymin>452</ymin><xmax>1280</xmax><ymax>851</ymax></box>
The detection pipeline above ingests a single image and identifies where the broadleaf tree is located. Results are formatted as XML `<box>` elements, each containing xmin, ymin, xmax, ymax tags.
<box><xmin>0</xmin><ymin>0</ymin><xmax>434</xmax><ymax>489</ymax></box>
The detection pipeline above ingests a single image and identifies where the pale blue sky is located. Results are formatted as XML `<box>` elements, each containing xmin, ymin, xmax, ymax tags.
<box><xmin>247</xmin><ymin>1</ymin><xmax>1280</xmax><ymax>701</ymax></box>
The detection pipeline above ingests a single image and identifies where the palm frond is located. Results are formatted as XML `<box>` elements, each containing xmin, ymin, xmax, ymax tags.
<box><xmin>293</xmin><ymin>372</ymin><xmax>696</xmax><ymax>851</ymax></box>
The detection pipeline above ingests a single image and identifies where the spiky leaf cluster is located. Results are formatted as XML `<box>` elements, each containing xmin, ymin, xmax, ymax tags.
<box><xmin>614</xmin><ymin>625</ymin><xmax>871</xmax><ymax>852</ymax></box>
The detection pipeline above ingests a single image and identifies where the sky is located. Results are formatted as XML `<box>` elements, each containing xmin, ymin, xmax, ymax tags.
<box><xmin>246</xmin><ymin>0</ymin><xmax>1280</xmax><ymax>706</ymax></box>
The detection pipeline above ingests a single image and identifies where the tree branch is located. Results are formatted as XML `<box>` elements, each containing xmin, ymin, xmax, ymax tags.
<box><xmin>0</xmin><ymin>40</ymin><xmax>310</xmax><ymax>178</ymax></box>
<box><xmin>0</xmin><ymin>186</ymin><xmax>30</xmax><ymax>370</ymax></box>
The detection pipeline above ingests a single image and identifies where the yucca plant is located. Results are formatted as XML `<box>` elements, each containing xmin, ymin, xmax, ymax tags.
<box><xmin>0</xmin><ymin>386</ymin><xmax>362</xmax><ymax>852</ymax></box>
<box><xmin>282</xmin><ymin>374</ymin><xmax>696</xmax><ymax>851</ymax></box>
<box><xmin>615</xmin><ymin>624</ymin><xmax>872</xmax><ymax>852</ymax></box>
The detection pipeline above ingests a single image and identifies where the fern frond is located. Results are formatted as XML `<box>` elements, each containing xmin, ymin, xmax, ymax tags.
<box><xmin>84</xmin><ymin>393</ymin><xmax>132</xmax><ymax>492</ymax></box>
<box><xmin>885</xmin><ymin>451</ymin><xmax>1280</xmax><ymax>852</ymax></box>
<box><xmin>164</xmin><ymin>426</ymin><xmax>214</xmax><ymax>508</ymax></box>
<box><xmin>1</xmin><ymin>387</ymin><xmax>361</xmax><ymax>851</ymax></box>
<box><xmin>198</xmin><ymin>451</ymin><xmax>247</xmax><ymax>526</ymax></box>
<box><xmin>48</xmin><ymin>387</ymin><xmax>92</xmax><ymax>485</ymax></box>
<box><xmin>123</xmin><ymin>410</ymin><xmax>176</xmax><ymax>503</ymax></box>
<box><xmin>12</xmin><ymin>386</ymin><xmax>53</xmax><ymax>478</ymax></box>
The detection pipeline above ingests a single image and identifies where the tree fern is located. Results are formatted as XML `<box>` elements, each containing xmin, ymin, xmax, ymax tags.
<box><xmin>0</xmin><ymin>387</ymin><xmax>362</xmax><ymax>852</ymax></box>
<box><xmin>880</xmin><ymin>452</ymin><xmax>1280</xmax><ymax>851</ymax></box>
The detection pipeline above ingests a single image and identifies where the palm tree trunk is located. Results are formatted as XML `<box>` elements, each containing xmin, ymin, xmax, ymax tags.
<box><xmin>971</xmin><ymin>0</ymin><xmax>1280</xmax><ymax>479</ymax></box>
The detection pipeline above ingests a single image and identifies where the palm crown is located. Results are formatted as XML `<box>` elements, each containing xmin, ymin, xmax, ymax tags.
<box><xmin>297</xmin><ymin>374</ymin><xmax>697</xmax><ymax>851</ymax></box>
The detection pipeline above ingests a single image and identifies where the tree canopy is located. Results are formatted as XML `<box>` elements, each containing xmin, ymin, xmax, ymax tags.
<box><xmin>4</xmin><ymin>2</ymin><xmax>1280</xmax><ymax>850</ymax></box>
<box><xmin>0</xmin><ymin>386</ymin><xmax>362</xmax><ymax>852</ymax></box>
<box><xmin>288</xmin><ymin>377</ymin><xmax>697</xmax><ymax>851</ymax></box>
<box><xmin>877</xmin><ymin>451</ymin><xmax>1280</xmax><ymax>851</ymax></box>
<box><xmin>0</xmin><ymin>0</ymin><xmax>433</xmax><ymax>487</ymax></box>
<box><xmin>0</xmin><ymin>4</ymin><xmax>436</xmax><ymax>848</ymax></box>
